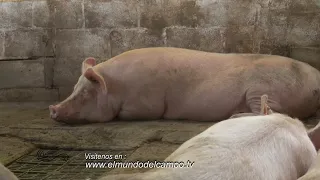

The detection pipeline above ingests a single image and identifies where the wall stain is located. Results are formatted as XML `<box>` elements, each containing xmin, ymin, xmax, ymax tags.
<box><xmin>141</xmin><ymin>12</ymin><xmax>167</xmax><ymax>37</ymax></box>
<box><xmin>140</xmin><ymin>0</ymin><xmax>204</xmax><ymax>37</ymax></box>
<box><xmin>177</xmin><ymin>1</ymin><xmax>204</xmax><ymax>27</ymax></box>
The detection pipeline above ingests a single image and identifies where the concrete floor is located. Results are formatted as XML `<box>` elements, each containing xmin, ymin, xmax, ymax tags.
<box><xmin>0</xmin><ymin>102</ymin><xmax>216</xmax><ymax>178</ymax></box>
<box><xmin>1</xmin><ymin>102</ymin><xmax>320</xmax><ymax>180</ymax></box>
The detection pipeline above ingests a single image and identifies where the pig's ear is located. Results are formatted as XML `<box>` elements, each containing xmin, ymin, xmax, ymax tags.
<box><xmin>84</xmin><ymin>68</ymin><xmax>107</xmax><ymax>92</ymax></box>
<box><xmin>82</xmin><ymin>57</ymin><xmax>96</xmax><ymax>74</ymax></box>
<box><xmin>308</xmin><ymin>123</ymin><xmax>320</xmax><ymax>151</ymax></box>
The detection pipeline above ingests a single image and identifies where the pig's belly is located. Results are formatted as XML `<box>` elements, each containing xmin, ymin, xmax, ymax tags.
<box><xmin>163</xmin><ymin>89</ymin><xmax>247</xmax><ymax>121</ymax></box>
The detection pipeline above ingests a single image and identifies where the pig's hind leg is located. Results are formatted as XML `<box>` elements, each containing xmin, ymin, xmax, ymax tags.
<box><xmin>229</xmin><ymin>94</ymin><xmax>273</xmax><ymax>119</ymax></box>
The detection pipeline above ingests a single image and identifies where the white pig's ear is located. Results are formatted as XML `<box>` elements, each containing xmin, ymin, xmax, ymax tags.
<box><xmin>84</xmin><ymin>68</ymin><xmax>107</xmax><ymax>92</ymax></box>
<box><xmin>308</xmin><ymin>123</ymin><xmax>320</xmax><ymax>151</ymax></box>
<box><xmin>82</xmin><ymin>57</ymin><xmax>96</xmax><ymax>74</ymax></box>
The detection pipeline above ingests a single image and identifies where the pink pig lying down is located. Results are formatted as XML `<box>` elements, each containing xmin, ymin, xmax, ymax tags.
<box><xmin>49</xmin><ymin>47</ymin><xmax>320</xmax><ymax>124</ymax></box>
<box><xmin>99</xmin><ymin>113</ymin><xmax>320</xmax><ymax>180</ymax></box>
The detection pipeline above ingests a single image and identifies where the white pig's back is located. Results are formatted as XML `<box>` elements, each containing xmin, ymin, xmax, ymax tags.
<box><xmin>152</xmin><ymin>114</ymin><xmax>317</xmax><ymax>180</ymax></box>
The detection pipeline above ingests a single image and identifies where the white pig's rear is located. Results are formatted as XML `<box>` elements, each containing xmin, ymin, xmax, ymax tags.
<box><xmin>100</xmin><ymin>113</ymin><xmax>317</xmax><ymax>180</ymax></box>
<box><xmin>0</xmin><ymin>163</ymin><xmax>18</xmax><ymax>180</ymax></box>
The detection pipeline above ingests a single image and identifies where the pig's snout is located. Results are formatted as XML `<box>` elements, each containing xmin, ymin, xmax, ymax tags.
<box><xmin>49</xmin><ymin>105</ymin><xmax>59</xmax><ymax>120</ymax></box>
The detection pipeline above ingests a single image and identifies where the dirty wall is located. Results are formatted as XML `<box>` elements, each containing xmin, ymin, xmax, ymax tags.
<box><xmin>0</xmin><ymin>0</ymin><xmax>319</xmax><ymax>102</ymax></box>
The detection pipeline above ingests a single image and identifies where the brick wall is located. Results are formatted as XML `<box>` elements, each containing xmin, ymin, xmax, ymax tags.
<box><xmin>0</xmin><ymin>0</ymin><xmax>319</xmax><ymax>102</ymax></box>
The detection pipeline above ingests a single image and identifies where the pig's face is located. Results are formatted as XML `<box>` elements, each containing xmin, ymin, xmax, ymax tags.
<box><xmin>49</xmin><ymin>58</ymin><xmax>114</xmax><ymax>124</ymax></box>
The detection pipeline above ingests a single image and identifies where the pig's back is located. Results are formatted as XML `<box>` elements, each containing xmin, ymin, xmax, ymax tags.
<box><xmin>98</xmin><ymin>48</ymin><xmax>255</xmax><ymax>121</ymax></box>
<box><xmin>101</xmin><ymin>47</ymin><xmax>252</xmax><ymax>81</ymax></box>
<box><xmin>159</xmin><ymin>114</ymin><xmax>316</xmax><ymax>180</ymax></box>
<box><xmin>97</xmin><ymin>47</ymin><xmax>320</xmax><ymax>121</ymax></box>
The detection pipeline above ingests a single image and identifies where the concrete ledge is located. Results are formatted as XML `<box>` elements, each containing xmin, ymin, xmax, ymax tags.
<box><xmin>0</xmin><ymin>88</ymin><xmax>58</xmax><ymax>102</ymax></box>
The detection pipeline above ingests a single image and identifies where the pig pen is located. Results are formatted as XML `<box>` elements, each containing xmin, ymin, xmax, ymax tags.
<box><xmin>0</xmin><ymin>102</ymin><xmax>216</xmax><ymax>179</ymax></box>
<box><xmin>1</xmin><ymin>0</ymin><xmax>320</xmax><ymax>179</ymax></box>
<box><xmin>0</xmin><ymin>103</ymin><xmax>319</xmax><ymax>180</ymax></box>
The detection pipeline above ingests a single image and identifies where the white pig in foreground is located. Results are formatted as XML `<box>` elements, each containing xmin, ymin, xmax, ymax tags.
<box><xmin>49</xmin><ymin>47</ymin><xmax>320</xmax><ymax>124</ymax></box>
<box><xmin>0</xmin><ymin>163</ymin><xmax>18</xmax><ymax>180</ymax></box>
<box><xmin>298</xmin><ymin>150</ymin><xmax>320</xmax><ymax>180</ymax></box>
<box><xmin>100</xmin><ymin>113</ymin><xmax>320</xmax><ymax>180</ymax></box>
<box><xmin>298</xmin><ymin>122</ymin><xmax>320</xmax><ymax>180</ymax></box>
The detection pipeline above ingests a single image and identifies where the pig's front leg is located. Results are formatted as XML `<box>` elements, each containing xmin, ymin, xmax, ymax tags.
<box><xmin>229</xmin><ymin>94</ymin><xmax>273</xmax><ymax>119</ymax></box>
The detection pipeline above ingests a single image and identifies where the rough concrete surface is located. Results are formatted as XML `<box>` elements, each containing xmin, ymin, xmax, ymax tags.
<box><xmin>0</xmin><ymin>1</ymin><xmax>32</xmax><ymax>28</ymax></box>
<box><xmin>0</xmin><ymin>31</ymin><xmax>4</xmax><ymax>58</ymax></box>
<box><xmin>55</xmin><ymin>29</ymin><xmax>111</xmax><ymax>58</ymax></box>
<box><xmin>287</xmin><ymin>13</ymin><xmax>320</xmax><ymax>47</ymax></box>
<box><xmin>0</xmin><ymin>103</ymin><xmax>319</xmax><ymax>178</ymax></box>
<box><xmin>32</xmin><ymin>0</ymin><xmax>55</xmax><ymax>28</ymax></box>
<box><xmin>290</xmin><ymin>47</ymin><xmax>320</xmax><ymax>70</ymax></box>
<box><xmin>0</xmin><ymin>102</ymin><xmax>212</xmax><ymax>177</ymax></box>
<box><xmin>0</xmin><ymin>137</ymin><xmax>35</xmax><ymax>165</ymax></box>
<box><xmin>84</xmin><ymin>0</ymin><xmax>139</xmax><ymax>28</ymax></box>
<box><xmin>165</xmin><ymin>27</ymin><xmax>225</xmax><ymax>53</ymax></box>
<box><xmin>0</xmin><ymin>60</ymin><xmax>45</xmax><ymax>89</ymax></box>
<box><xmin>109</xmin><ymin>28</ymin><xmax>163</xmax><ymax>57</ymax></box>
<box><xmin>4</xmin><ymin>29</ymin><xmax>54</xmax><ymax>59</ymax></box>
<box><xmin>0</xmin><ymin>106</ymin><xmax>213</xmax><ymax>151</ymax></box>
